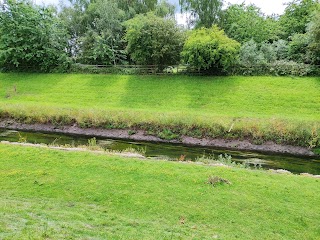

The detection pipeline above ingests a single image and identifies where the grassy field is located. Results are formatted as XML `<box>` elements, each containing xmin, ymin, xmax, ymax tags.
<box><xmin>0</xmin><ymin>143</ymin><xmax>319</xmax><ymax>239</ymax></box>
<box><xmin>0</xmin><ymin>73</ymin><xmax>319</xmax><ymax>147</ymax></box>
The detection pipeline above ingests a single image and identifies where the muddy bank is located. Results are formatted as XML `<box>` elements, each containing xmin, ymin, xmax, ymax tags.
<box><xmin>0</xmin><ymin>119</ymin><xmax>316</xmax><ymax>157</ymax></box>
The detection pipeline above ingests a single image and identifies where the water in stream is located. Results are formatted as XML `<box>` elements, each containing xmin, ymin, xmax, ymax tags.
<box><xmin>1</xmin><ymin>129</ymin><xmax>320</xmax><ymax>175</ymax></box>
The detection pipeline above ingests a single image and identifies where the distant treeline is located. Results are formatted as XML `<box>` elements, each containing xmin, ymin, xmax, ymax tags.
<box><xmin>0</xmin><ymin>0</ymin><xmax>319</xmax><ymax>75</ymax></box>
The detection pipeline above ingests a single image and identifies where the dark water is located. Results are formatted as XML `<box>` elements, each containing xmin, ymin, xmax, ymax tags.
<box><xmin>1</xmin><ymin>129</ymin><xmax>320</xmax><ymax>175</ymax></box>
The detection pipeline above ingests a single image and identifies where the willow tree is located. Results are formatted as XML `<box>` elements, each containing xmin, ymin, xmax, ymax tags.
<box><xmin>179</xmin><ymin>0</ymin><xmax>223</xmax><ymax>28</ymax></box>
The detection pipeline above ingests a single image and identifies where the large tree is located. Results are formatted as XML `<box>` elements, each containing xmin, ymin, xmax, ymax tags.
<box><xmin>306</xmin><ymin>5</ymin><xmax>320</xmax><ymax>64</ymax></box>
<box><xmin>179</xmin><ymin>0</ymin><xmax>223</xmax><ymax>28</ymax></box>
<box><xmin>78</xmin><ymin>0</ymin><xmax>126</xmax><ymax>65</ymax></box>
<box><xmin>279</xmin><ymin>0</ymin><xmax>318</xmax><ymax>39</ymax></box>
<box><xmin>124</xmin><ymin>12</ymin><xmax>185</xmax><ymax>66</ymax></box>
<box><xmin>60</xmin><ymin>0</ymin><xmax>175</xmax><ymax>64</ymax></box>
<box><xmin>0</xmin><ymin>0</ymin><xmax>69</xmax><ymax>71</ymax></box>
<box><xmin>222</xmin><ymin>4</ymin><xmax>280</xmax><ymax>43</ymax></box>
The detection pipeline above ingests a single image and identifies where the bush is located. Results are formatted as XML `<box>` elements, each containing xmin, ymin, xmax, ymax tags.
<box><xmin>181</xmin><ymin>25</ymin><xmax>240</xmax><ymax>74</ymax></box>
<box><xmin>288</xmin><ymin>33</ymin><xmax>311</xmax><ymax>63</ymax></box>
<box><xmin>239</xmin><ymin>40</ymin><xmax>290</xmax><ymax>67</ymax></box>
<box><xmin>231</xmin><ymin>60</ymin><xmax>318</xmax><ymax>76</ymax></box>
<box><xmin>235</xmin><ymin>39</ymin><xmax>319</xmax><ymax>76</ymax></box>
<box><xmin>124</xmin><ymin>12</ymin><xmax>185</xmax><ymax>67</ymax></box>
<box><xmin>0</xmin><ymin>1</ymin><xmax>70</xmax><ymax>72</ymax></box>
<box><xmin>239</xmin><ymin>40</ymin><xmax>266</xmax><ymax>66</ymax></box>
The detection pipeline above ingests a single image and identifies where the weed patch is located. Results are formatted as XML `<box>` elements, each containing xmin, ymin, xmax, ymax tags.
<box><xmin>207</xmin><ymin>176</ymin><xmax>231</xmax><ymax>187</ymax></box>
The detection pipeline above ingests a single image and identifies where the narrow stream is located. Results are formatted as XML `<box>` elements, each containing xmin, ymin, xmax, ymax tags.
<box><xmin>1</xmin><ymin>129</ymin><xmax>320</xmax><ymax>175</ymax></box>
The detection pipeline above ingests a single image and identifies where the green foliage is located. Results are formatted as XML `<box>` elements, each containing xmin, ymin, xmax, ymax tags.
<box><xmin>233</xmin><ymin>60</ymin><xmax>316</xmax><ymax>76</ymax></box>
<box><xmin>59</xmin><ymin>1</ymin><xmax>90</xmax><ymax>57</ymax></box>
<box><xmin>78</xmin><ymin>0</ymin><xmax>127</xmax><ymax>65</ymax></box>
<box><xmin>179</xmin><ymin>0</ymin><xmax>223</xmax><ymax>28</ymax></box>
<box><xmin>157</xmin><ymin>129</ymin><xmax>179</xmax><ymax>140</ymax></box>
<box><xmin>239</xmin><ymin>40</ymin><xmax>289</xmax><ymax>66</ymax></box>
<box><xmin>288</xmin><ymin>33</ymin><xmax>311</xmax><ymax>63</ymax></box>
<box><xmin>154</xmin><ymin>0</ymin><xmax>176</xmax><ymax>17</ymax></box>
<box><xmin>0</xmin><ymin>0</ymin><xmax>69</xmax><ymax>72</ymax></box>
<box><xmin>182</xmin><ymin>26</ymin><xmax>240</xmax><ymax>73</ymax></box>
<box><xmin>223</xmin><ymin>4</ymin><xmax>280</xmax><ymax>43</ymax></box>
<box><xmin>124</xmin><ymin>13</ymin><xmax>185</xmax><ymax>66</ymax></box>
<box><xmin>279</xmin><ymin>0</ymin><xmax>318</xmax><ymax>39</ymax></box>
<box><xmin>117</xmin><ymin>0</ymin><xmax>158</xmax><ymax>16</ymax></box>
<box><xmin>239</xmin><ymin>40</ymin><xmax>266</xmax><ymax>66</ymax></box>
<box><xmin>307</xmin><ymin>6</ymin><xmax>320</xmax><ymax>64</ymax></box>
<box><xmin>272</xmin><ymin>40</ymin><xmax>290</xmax><ymax>60</ymax></box>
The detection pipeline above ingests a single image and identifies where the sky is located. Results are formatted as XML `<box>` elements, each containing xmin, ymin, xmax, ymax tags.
<box><xmin>35</xmin><ymin>0</ymin><xmax>288</xmax><ymax>16</ymax></box>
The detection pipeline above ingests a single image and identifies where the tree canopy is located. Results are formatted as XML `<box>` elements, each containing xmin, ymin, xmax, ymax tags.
<box><xmin>279</xmin><ymin>0</ymin><xmax>318</xmax><ymax>39</ymax></box>
<box><xmin>182</xmin><ymin>25</ymin><xmax>240</xmax><ymax>73</ymax></box>
<box><xmin>179</xmin><ymin>0</ymin><xmax>223</xmax><ymax>28</ymax></box>
<box><xmin>0</xmin><ymin>0</ymin><xmax>69</xmax><ymax>71</ymax></box>
<box><xmin>0</xmin><ymin>0</ymin><xmax>319</xmax><ymax>75</ymax></box>
<box><xmin>124</xmin><ymin>12</ymin><xmax>185</xmax><ymax>66</ymax></box>
<box><xmin>223</xmin><ymin>4</ymin><xmax>280</xmax><ymax>43</ymax></box>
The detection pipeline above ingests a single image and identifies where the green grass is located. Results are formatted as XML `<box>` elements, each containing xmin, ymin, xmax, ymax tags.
<box><xmin>0</xmin><ymin>143</ymin><xmax>319</xmax><ymax>239</ymax></box>
<box><xmin>0</xmin><ymin>73</ymin><xmax>320</xmax><ymax>146</ymax></box>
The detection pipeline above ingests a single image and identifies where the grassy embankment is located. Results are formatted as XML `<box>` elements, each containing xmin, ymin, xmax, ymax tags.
<box><xmin>0</xmin><ymin>73</ymin><xmax>319</xmax><ymax>148</ymax></box>
<box><xmin>0</xmin><ymin>143</ymin><xmax>319</xmax><ymax>239</ymax></box>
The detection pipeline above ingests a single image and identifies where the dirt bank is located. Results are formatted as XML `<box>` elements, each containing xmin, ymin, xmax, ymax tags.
<box><xmin>0</xmin><ymin>119</ymin><xmax>316</xmax><ymax>157</ymax></box>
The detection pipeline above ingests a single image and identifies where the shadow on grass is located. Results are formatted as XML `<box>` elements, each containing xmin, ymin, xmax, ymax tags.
<box><xmin>119</xmin><ymin>75</ymin><xmax>237</xmax><ymax>112</ymax></box>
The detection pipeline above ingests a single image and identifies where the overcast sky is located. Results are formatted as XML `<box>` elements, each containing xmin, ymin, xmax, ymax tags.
<box><xmin>35</xmin><ymin>0</ymin><xmax>288</xmax><ymax>15</ymax></box>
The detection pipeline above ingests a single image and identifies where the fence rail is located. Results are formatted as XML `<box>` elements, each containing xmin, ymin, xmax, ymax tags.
<box><xmin>73</xmin><ymin>63</ymin><xmax>194</xmax><ymax>75</ymax></box>
<box><xmin>72</xmin><ymin>63</ymin><xmax>320</xmax><ymax>76</ymax></box>
<box><xmin>3</xmin><ymin>63</ymin><xmax>320</xmax><ymax>76</ymax></box>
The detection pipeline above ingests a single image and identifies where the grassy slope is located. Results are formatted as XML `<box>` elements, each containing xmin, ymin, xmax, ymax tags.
<box><xmin>0</xmin><ymin>143</ymin><xmax>319</xmax><ymax>239</ymax></box>
<box><xmin>0</xmin><ymin>73</ymin><xmax>319</xmax><ymax>146</ymax></box>
<box><xmin>1</xmin><ymin>73</ymin><xmax>320</xmax><ymax>120</ymax></box>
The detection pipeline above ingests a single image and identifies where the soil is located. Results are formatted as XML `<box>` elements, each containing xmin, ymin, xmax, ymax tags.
<box><xmin>0</xmin><ymin>119</ymin><xmax>316</xmax><ymax>157</ymax></box>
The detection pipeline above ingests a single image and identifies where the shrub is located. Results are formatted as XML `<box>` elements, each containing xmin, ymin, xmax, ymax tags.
<box><xmin>181</xmin><ymin>25</ymin><xmax>240</xmax><ymax>74</ymax></box>
<box><xmin>0</xmin><ymin>1</ymin><xmax>70</xmax><ymax>72</ymax></box>
<box><xmin>207</xmin><ymin>176</ymin><xmax>231</xmax><ymax>187</ymax></box>
<box><xmin>231</xmin><ymin>60</ymin><xmax>316</xmax><ymax>76</ymax></box>
<box><xmin>124</xmin><ymin>12</ymin><xmax>185</xmax><ymax>67</ymax></box>
<box><xmin>288</xmin><ymin>33</ymin><xmax>311</xmax><ymax>63</ymax></box>
<box><xmin>239</xmin><ymin>40</ymin><xmax>266</xmax><ymax>66</ymax></box>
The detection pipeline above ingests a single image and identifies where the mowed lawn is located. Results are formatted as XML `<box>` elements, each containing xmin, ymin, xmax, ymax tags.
<box><xmin>0</xmin><ymin>73</ymin><xmax>320</xmax><ymax>121</ymax></box>
<box><xmin>0</xmin><ymin>143</ymin><xmax>320</xmax><ymax>239</ymax></box>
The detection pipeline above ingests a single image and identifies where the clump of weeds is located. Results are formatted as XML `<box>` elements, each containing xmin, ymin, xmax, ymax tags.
<box><xmin>207</xmin><ymin>176</ymin><xmax>231</xmax><ymax>187</ymax></box>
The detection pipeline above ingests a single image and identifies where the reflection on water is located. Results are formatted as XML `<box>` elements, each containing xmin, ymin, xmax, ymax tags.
<box><xmin>1</xmin><ymin>129</ymin><xmax>319</xmax><ymax>175</ymax></box>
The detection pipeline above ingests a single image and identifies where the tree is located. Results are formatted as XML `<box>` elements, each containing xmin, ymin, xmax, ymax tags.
<box><xmin>307</xmin><ymin>6</ymin><xmax>320</xmax><ymax>64</ymax></box>
<box><xmin>179</xmin><ymin>0</ymin><xmax>223</xmax><ymax>28</ymax></box>
<box><xmin>117</xmin><ymin>0</ymin><xmax>158</xmax><ymax>18</ymax></box>
<box><xmin>181</xmin><ymin>25</ymin><xmax>240</xmax><ymax>73</ymax></box>
<box><xmin>60</xmin><ymin>0</ymin><xmax>175</xmax><ymax>64</ymax></box>
<box><xmin>0</xmin><ymin>0</ymin><xmax>69</xmax><ymax>71</ymax></box>
<box><xmin>59</xmin><ymin>1</ymin><xmax>90</xmax><ymax>58</ymax></box>
<box><xmin>279</xmin><ymin>0</ymin><xmax>318</xmax><ymax>39</ymax></box>
<box><xmin>124</xmin><ymin>13</ymin><xmax>185</xmax><ymax>67</ymax></box>
<box><xmin>222</xmin><ymin>4</ymin><xmax>280</xmax><ymax>43</ymax></box>
<box><xmin>288</xmin><ymin>33</ymin><xmax>311</xmax><ymax>63</ymax></box>
<box><xmin>154</xmin><ymin>0</ymin><xmax>175</xmax><ymax>17</ymax></box>
<box><xmin>78</xmin><ymin>0</ymin><xmax>126</xmax><ymax>65</ymax></box>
